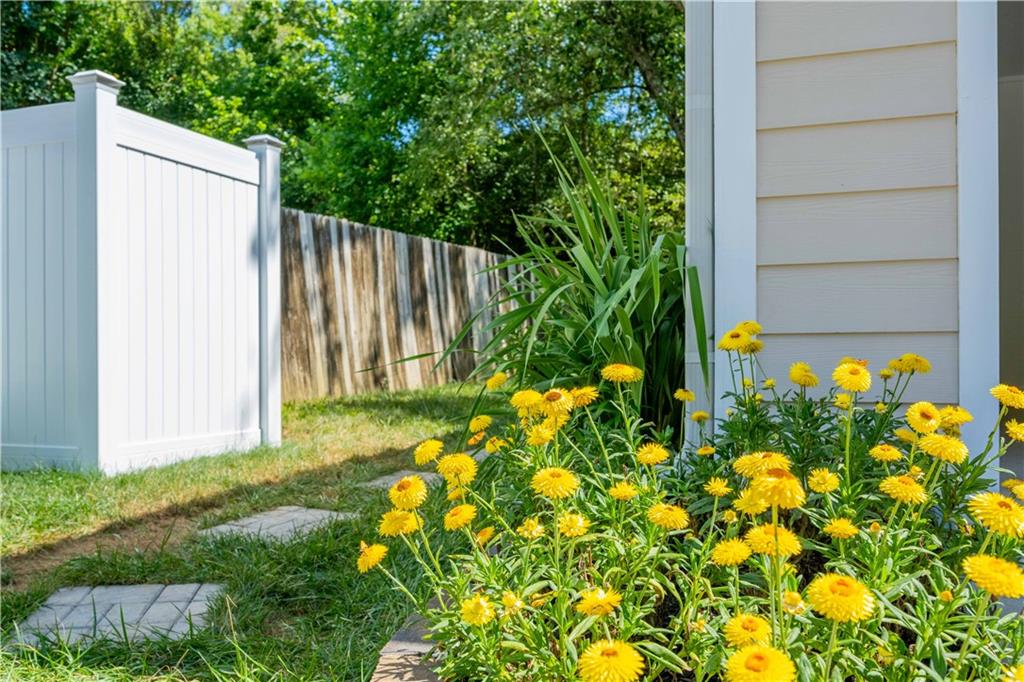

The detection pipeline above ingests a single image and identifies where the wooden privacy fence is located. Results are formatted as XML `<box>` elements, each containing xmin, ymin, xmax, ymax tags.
<box><xmin>281</xmin><ymin>208</ymin><xmax>514</xmax><ymax>401</ymax></box>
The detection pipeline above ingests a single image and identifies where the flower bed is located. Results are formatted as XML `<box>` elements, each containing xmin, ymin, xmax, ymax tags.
<box><xmin>359</xmin><ymin>323</ymin><xmax>1024</xmax><ymax>681</ymax></box>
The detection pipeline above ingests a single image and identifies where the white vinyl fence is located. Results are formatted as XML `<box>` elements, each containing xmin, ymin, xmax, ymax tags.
<box><xmin>1</xmin><ymin>70</ymin><xmax>283</xmax><ymax>473</ymax></box>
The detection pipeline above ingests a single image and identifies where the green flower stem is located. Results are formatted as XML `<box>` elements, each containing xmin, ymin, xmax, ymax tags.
<box><xmin>822</xmin><ymin>620</ymin><xmax>839</xmax><ymax>680</ymax></box>
<box><xmin>954</xmin><ymin>592</ymin><xmax>990</xmax><ymax>673</ymax></box>
<box><xmin>770</xmin><ymin>504</ymin><xmax>781</xmax><ymax>647</ymax></box>
<box><xmin>584</xmin><ymin>406</ymin><xmax>613</xmax><ymax>474</ymax></box>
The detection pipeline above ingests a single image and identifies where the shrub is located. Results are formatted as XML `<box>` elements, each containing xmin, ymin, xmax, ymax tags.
<box><xmin>445</xmin><ymin>134</ymin><xmax>707</xmax><ymax>429</ymax></box>
<box><xmin>364</xmin><ymin>323</ymin><xmax>1024</xmax><ymax>681</ymax></box>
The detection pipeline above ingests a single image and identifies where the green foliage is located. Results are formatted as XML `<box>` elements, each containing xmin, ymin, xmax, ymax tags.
<box><xmin>1</xmin><ymin>0</ymin><xmax>685</xmax><ymax>250</ymax></box>
<box><xmin>452</xmin><ymin>135</ymin><xmax>701</xmax><ymax>428</ymax></box>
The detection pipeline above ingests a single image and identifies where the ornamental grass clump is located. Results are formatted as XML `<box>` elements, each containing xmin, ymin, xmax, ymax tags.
<box><xmin>358</xmin><ymin>324</ymin><xmax>1024</xmax><ymax>680</ymax></box>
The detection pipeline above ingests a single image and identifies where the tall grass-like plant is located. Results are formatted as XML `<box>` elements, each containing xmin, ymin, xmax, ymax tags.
<box><xmin>446</xmin><ymin>134</ymin><xmax>707</xmax><ymax>427</ymax></box>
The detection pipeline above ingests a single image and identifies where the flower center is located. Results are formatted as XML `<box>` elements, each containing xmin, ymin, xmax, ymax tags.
<box><xmin>998</xmin><ymin>500</ymin><xmax>1013</xmax><ymax>511</ymax></box>
<box><xmin>849</xmin><ymin>367</ymin><xmax>861</xmax><ymax>375</ymax></box>
<box><xmin>898</xmin><ymin>476</ymin><xmax>914</xmax><ymax>485</ymax></box>
<box><xmin>545</xmin><ymin>391</ymin><xmax>562</xmax><ymax>402</ymax></box>
<box><xmin>741</xmin><ymin>618</ymin><xmax>759</xmax><ymax>632</ymax></box>
<box><xmin>830</xmin><ymin>578</ymin><xmax>854</xmax><ymax>597</ymax></box>
<box><xmin>730</xmin><ymin>332</ymin><xmax>742</xmax><ymax>339</ymax></box>
<box><xmin>601</xmin><ymin>648</ymin><xmax>619</xmax><ymax>659</ymax></box>
<box><xmin>397</xmin><ymin>480</ymin><xmax>411</xmax><ymax>491</ymax></box>
<box><xmin>745</xmin><ymin>653</ymin><xmax>769</xmax><ymax>672</ymax></box>
<box><xmin>550</xmin><ymin>471</ymin><xmax>562</xmax><ymax>478</ymax></box>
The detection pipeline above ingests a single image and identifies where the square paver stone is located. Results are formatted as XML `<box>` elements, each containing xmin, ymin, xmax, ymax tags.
<box><xmin>199</xmin><ymin>506</ymin><xmax>358</xmax><ymax>542</ymax></box>
<box><xmin>13</xmin><ymin>583</ymin><xmax>223</xmax><ymax>647</ymax></box>
<box><xmin>358</xmin><ymin>470</ymin><xmax>442</xmax><ymax>490</ymax></box>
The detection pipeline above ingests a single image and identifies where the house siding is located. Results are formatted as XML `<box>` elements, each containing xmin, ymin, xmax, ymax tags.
<box><xmin>753</xmin><ymin>1</ymin><xmax>959</xmax><ymax>402</ymax></box>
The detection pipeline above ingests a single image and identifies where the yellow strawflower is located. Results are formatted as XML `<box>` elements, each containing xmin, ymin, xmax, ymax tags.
<box><xmin>833</xmin><ymin>362</ymin><xmax>872</xmax><ymax>393</ymax></box>
<box><xmin>822</xmin><ymin>518</ymin><xmax>859</xmax><ymax>540</ymax></box>
<box><xmin>733</xmin><ymin>451</ymin><xmax>790</xmax><ymax>478</ymax></box>
<box><xmin>834</xmin><ymin>393</ymin><xmax>852</xmax><ymax>410</ymax></box>
<box><xmin>576</xmin><ymin>587</ymin><xmax>622</xmax><ymax>617</ymax></box>
<box><xmin>962</xmin><ymin>554</ymin><xmax>1024</xmax><ymax>598</ymax></box>
<box><xmin>968</xmin><ymin>492</ymin><xmax>1024</xmax><ymax>538</ymax></box>
<box><xmin>736</xmin><ymin>320</ymin><xmax>762</xmax><ymax>335</ymax></box>
<box><xmin>806</xmin><ymin>573</ymin><xmax>875</xmax><ymax>622</ymax></box>
<box><xmin>745</xmin><ymin>524</ymin><xmax>802</xmax><ymax>557</ymax></box>
<box><xmin>704</xmin><ymin>477</ymin><xmax>732</xmax><ymax>497</ymax></box>
<box><xmin>509</xmin><ymin>389</ymin><xmax>543</xmax><ymax>416</ymax></box>
<box><xmin>484</xmin><ymin>371</ymin><xmax>508</xmax><ymax>390</ymax></box>
<box><xmin>413</xmin><ymin>438</ymin><xmax>443</xmax><ymax>465</ymax></box>
<box><xmin>940</xmin><ymin>405</ymin><xmax>974</xmax><ymax>427</ymax></box>
<box><xmin>601</xmin><ymin>363</ymin><xmax>644</xmax><ymax>383</ymax></box>
<box><xmin>357</xmin><ymin>541</ymin><xmax>387</xmax><ymax>573</ymax></box>
<box><xmin>869</xmin><ymin>444</ymin><xmax>903</xmax><ymax>462</ymax></box>
<box><xmin>1005</xmin><ymin>664</ymin><xmax>1024</xmax><ymax>682</ymax></box>
<box><xmin>647</xmin><ymin>503</ymin><xmax>690</xmax><ymax>530</ymax></box>
<box><xmin>888</xmin><ymin>353</ymin><xmax>932</xmax><ymax>374</ymax></box>
<box><xmin>718</xmin><ymin>328</ymin><xmax>752</xmax><ymax>351</ymax></box>
<box><xmin>636</xmin><ymin>442</ymin><xmax>670</xmax><ymax>466</ymax></box>
<box><xmin>697</xmin><ymin>445</ymin><xmax>716</xmax><ymax>457</ymax></box>
<box><xmin>608</xmin><ymin>481</ymin><xmax>639</xmax><ymax>501</ymax></box>
<box><xmin>724</xmin><ymin>645</ymin><xmax>796</xmax><ymax>682</ymax></box>
<box><xmin>808</xmin><ymin>468</ymin><xmax>840</xmax><ymax>494</ymax></box>
<box><xmin>530</xmin><ymin>467</ymin><xmax>579</xmax><ymax>499</ymax></box>
<box><xmin>674</xmin><ymin>388</ymin><xmax>696</xmax><ymax>402</ymax></box>
<box><xmin>501</xmin><ymin>591</ymin><xmax>524</xmax><ymax>617</ymax></box>
<box><xmin>879</xmin><ymin>368</ymin><xmax>894</xmax><ymax>380</ymax></box>
<box><xmin>918</xmin><ymin>433</ymin><xmax>968</xmax><ymax>465</ymax></box>
<box><xmin>724</xmin><ymin>613</ymin><xmax>771</xmax><ymax>647</ymax></box>
<box><xmin>540</xmin><ymin>388</ymin><xmax>574</xmax><ymax>417</ymax></box>
<box><xmin>1006</xmin><ymin>419</ymin><xmax>1024</xmax><ymax>443</ymax></box>
<box><xmin>526</xmin><ymin>423</ymin><xmax>556</xmax><ymax>446</ymax></box>
<box><xmin>378</xmin><ymin>509</ymin><xmax>423</xmax><ymax>537</ymax></box>
<box><xmin>789</xmin><ymin>361</ymin><xmax>819</xmax><ymax>388</ymax></box>
<box><xmin>460</xmin><ymin>594</ymin><xmax>495</xmax><ymax>625</ymax></box>
<box><xmin>991</xmin><ymin>384</ymin><xmax>1024</xmax><ymax>409</ymax></box>
<box><xmin>691</xmin><ymin>410</ymin><xmax>711</xmax><ymax>423</ymax></box>
<box><xmin>516</xmin><ymin>517</ymin><xmax>545</xmax><ymax>540</ymax></box>
<box><xmin>484</xmin><ymin>436</ymin><xmax>507</xmax><ymax>453</ymax></box>
<box><xmin>388</xmin><ymin>475</ymin><xmax>428</xmax><ymax>511</ymax></box>
<box><xmin>874</xmin><ymin>402</ymin><xmax>887</xmax><ymax>414</ymax></box>
<box><xmin>436</xmin><ymin>453</ymin><xmax>478</xmax><ymax>486</ymax></box>
<box><xmin>905</xmin><ymin>401</ymin><xmax>941</xmax><ymax>434</ymax></box>
<box><xmin>557</xmin><ymin>512</ymin><xmax>591</xmax><ymax>537</ymax></box>
<box><xmin>468</xmin><ymin>414</ymin><xmax>492</xmax><ymax>432</ymax></box>
<box><xmin>733</xmin><ymin>488</ymin><xmax>770</xmax><ymax>516</ymax></box>
<box><xmin>763</xmin><ymin>378</ymin><xmax>776</xmax><ymax>389</ymax></box>
<box><xmin>444</xmin><ymin>504</ymin><xmax>477</xmax><ymax>531</ymax></box>
<box><xmin>894</xmin><ymin>428</ymin><xmax>918</xmax><ymax>444</ymax></box>
<box><xmin>879</xmin><ymin>475</ymin><xmax>927</xmax><ymax>504</ymax></box>
<box><xmin>711</xmin><ymin>539</ymin><xmax>752</xmax><ymax>567</ymax></box>
<box><xmin>474</xmin><ymin>526</ymin><xmax>496</xmax><ymax>546</ymax></box>
<box><xmin>571</xmin><ymin>385</ymin><xmax>600</xmax><ymax>407</ymax></box>
<box><xmin>749</xmin><ymin>468</ymin><xmax>806</xmax><ymax>509</ymax></box>
<box><xmin>781</xmin><ymin>591</ymin><xmax>806</xmax><ymax>615</ymax></box>
<box><xmin>578</xmin><ymin>640</ymin><xmax>644</xmax><ymax>682</ymax></box>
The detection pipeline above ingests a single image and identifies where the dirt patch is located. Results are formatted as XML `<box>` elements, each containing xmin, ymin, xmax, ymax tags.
<box><xmin>3</xmin><ymin>513</ymin><xmax>200</xmax><ymax>590</ymax></box>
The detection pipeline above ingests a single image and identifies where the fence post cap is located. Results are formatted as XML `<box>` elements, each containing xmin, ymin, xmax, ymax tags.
<box><xmin>67</xmin><ymin>70</ymin><xmax>125</xmax><ymax>94</ymax></box>
<box><xmin>244</xmin><ymin>134</ymin><xmax>286</xmax><ymax>151</ymax></box>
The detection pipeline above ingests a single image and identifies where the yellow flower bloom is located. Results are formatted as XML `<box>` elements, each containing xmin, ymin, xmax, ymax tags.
<box><xmin>557</xmin><ymin>513</ymin><xmax>591</xmax><ymax>538</ymax></box>
<box><xmin>446</xmin><ymin>485</ymin><xmax>467</xmax><ymax>501</ymax></box>
<box><xmin>763</xmin><ymin>378</ymin><xmax>776</xmax><ymax>389</ymax></box>
<box><xmin>719</xmin><ymin>328</ymin><xmax>752</xmax><ymax>351</ymax></box>
<box><xmin>940</xmin><ymin>405</ymin><xmax>974</xmax><ymax>428</ymax></box>
<box><xmin>939</xmin><ymin>589</ymin><xmax>954</xmax><ymax>602</ymax></box>
<box><xmin>467</xmin><ymin>431</ymin><xmax>485</xmax><ymax>447</ymax></box>
<box><xmin>674</xmin><ymin>388</ymin><xmax>696</xmax><ymax>402</ymax></box>
<box><xmin>906</xmin><ymin>401</ymin><xmax>941</xmax><ymax>434</ymax></box>
<box><xmin>1007</xmin><ymin>419</ymin><xmax>1024</xmax><ymax>443</ymax></box>
<box><xmin>725</xmin><ymin>645</ymin><xmax>796</xmax><ymax>682</ymax></box>
<box><xmin>789</xmin><ymin>361</ymin><xmax>819</xmax><ymax>388</ymax></box>
<box><xmin>697</xmin><ymin>445</ymin><xmax>716</xmax><ymax>457</ymax></box>
<box><xmin>509</xmin><ymin>389</ymin><xmax>543</xmax><ymax>416</ymax></box>
<box><xmin>578</xmin><ymin>640</ymin><xmax>644</xmax><ymax>682</ymax></box>
<box><xmin>609</xmin><ymin>481</ymin><xmax>639</xmax><ymax>501</ymax></box>
<box><xmin>733</xmin><ymin>488</ymin><xmax>770</xmax><ymax>516</ymax></box>
<box><xmin>379</xmin><ymin>509</ymin><xmax>423</xmax><ymax>537</ymax></box>
<box><xmin>888</xmin><ymin>353</ymin><xmax>932</xmax><ymax>374</ymax></box>
<box><xmin>742</xmin><ymin>378</ymin><xmax>754</xmax><ymax>390</ymax></box>
<box><xmin>388</xmin><ymin>475</ymin><xmax>428</xmax><ymax>510</ymax></box>
<box><xmin>484</xmin><ymin>371</ymin><xmax>508</xmax><ymax>391</ymax></box>
<box><xmin>601</xmin><ymin>363</ymin><xmax>644</xmax><ymax>383</ymax></box>
<box><xmin>749</xmin><ymin>469</ymin><xmax>806</xmax><ymax>509</ymax></box>
<box><xmin>962</xmin><ymin>554</ymin><xmax>1024</xmax><ymax>598</ymax></box>
<box><xmin>1004</xmin><ymin>478</ymin><xmax>1024</xmax><ymax>491</ymax></box>
<box><xmin>869</xmin><ymin>521</ymin><xmax>883</xmax><ymax>535</ymax></box>
<box><xmin>637</xmin><ymin>442</ymin><xmax>670</xmax><ymax>466</ymax></box>
<box><xmin>894</xmin><ymin>428</ymin><xmax>918</xmax><ymax>444</ymax></box>
<box><xmin>874</xmin><ymin>402</ymin><xmax>887</xmax><ymax>414</ymax></box>
<box><xmin>711</xmin><ymin>539</ymin><xmax>752</xmax><ymax>566</ymax></box>
<box><xmin>745</xmin><ymin>524</ymin><xmax>802</xmax><ymax>557</ymax></box>
<box><xmin>833</xmin><ymin>362</ymin><xmax>872</xmax><ymax>393</ymax></box>
<box><xmin>806</xmin><ymin>573</ymin><xmax>875</xmax><ymax>622</ymax></box>
<box><xmin>992</xmin><ymin>384</ymin><xmax>1024</xmax><ymax>410</ymax></box>
<box><xmin>733</xmin><ymin>451</ymin><xmax>791</xmax><ymax>478</ymax></box>
<box><xmin>540</xmin><ymin>388</ymin><xmax>575</xmax><ymax>416</ymax></box>
<box><xmin>723</xmin><ymin>510</ymin><xmax>738</xmax><ymax>523</ymax></box>
<box><xmin>436</xmin><ymin>453</ymin><xmax>478</xmax><ymax>486</ymax></box>
<box><xmin>834</xmin><ymin>393</ymin><xmax>852</xmax><ymax>410</ymax></box>
<box><xmin>468</xmin><ymin>414</ymin><xmax>492</xmax><ymax>432</ymax></box>
<box><xmin>576</xmin><ymin>587</ymin><xmax>622</xmax><ymax>617</ymax></box>
<box><xmin>501</xmin><ymin>591</ymin><xmax>524</xmax><ymax>616</ymax></box>
<box><xmin>869</xmin><ymin>444</ymin><xmax>903</xmax><ymax>463</ymax></box>
<box><xmin>879</xmin><ymin>475</ymin><xmax>927</xmax><ymax>504</ymax></box>
<box><xmin>705</xmin><ymin>477</ymin><xmax>732</xmax><ymax>497</ymax></box>
<box><xmin>724</xmin><ymin>613</ymin><xmax>771</xmax><ymax>647</ymax></box>
<box><xmin>413</xmin><ymin>438</ymin><xmax>444</xmax><ymax>465</ymax></box>
<box><xmin>823</xmin><ymin>518</ymin><xmax>859</xmax><ymax>540</ymax></box>
<box><xmin>526</xmin><ymin>423</ymin><xmax>556</xmax><ymax>446</ymax></box>
<box><xmin>571</xmin><ymin>386</ymin><xmax>600</xmax><ymax>407</ymax></box>
<box><xmin>808</xmin><ymin>468</ymin><xmax>840</xmax><ymax>494</ymax></box>
<box><xmin>879</xmin><ymin>368</ymin><xmax>894</xmax><ymax>380</ymax></box>
<box><xmin>968</xmin><ymin>492</ymin><xmax>1024</xmax><ymax>538</ymax></box>
<box><xmin>444</xmin><ymin>504</ymin><xmax>477</xmax><ymax>531</ymax></box>
<box><xmin>781</xmin><ymin>591</ymin><xmax>806</xmax><ymax>615</ymax></box>
<box><xmin>1004</xmin><ymin>664</ymin><xmax>1024</xmax><ymax>682</ymax></box>
<box><xmin>516</xmin><ymin>517</ymin><xmax>545</xmax><ymax>540</ymax></box>
<box><xmin>918</xmin><ymin>433</ymin><xmax>968</xmax><ymax>465</ymax></box>
<box><xmin>357</xmin><ymin>541</ymin><xmax>387</xmax><ymax>573</ymax></box>
<box><xmin>460</xmin><ymin>594</ymin><xmax>495</xmax><ymax>625</ymax></box>
<box><xmin>474</xmin><ymin>526</ymin><xmax>496</xmax><ymax>546</ymax></box>
<box><xmin>531</xmin><ymin>467</ymin><xmax>580</xmax><ymax>499</ymax></box>
<box><xmin>736</xmin><ymin>320</ymin><xmax>763</xmax><ymax>335</ymax></box>
<box><xmin>647</xmin><ymin>503</ymin><xmax>690</xmax><ymax>530</ymax></box>
<box><xmin>691</xmin><ymin>410</ymin><xmax>711</xmax><ymax>423</ymax></box>
<box><xmin>484</xmin><ymin>436</ymin><xmax>507</xmax><ymax>453</ymax></box>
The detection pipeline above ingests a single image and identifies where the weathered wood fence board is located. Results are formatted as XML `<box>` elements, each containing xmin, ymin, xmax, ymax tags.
<box><xmin>281</xmin><ymin>208</ymin><xmax>512</xmax><ymax>401</ymax></box>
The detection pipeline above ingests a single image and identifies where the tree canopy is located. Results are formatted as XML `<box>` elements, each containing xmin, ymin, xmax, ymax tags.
<box><xmin>2</xmin><ymin>0</ymin><xmax>684</xmax><ymax>250</ymax></box>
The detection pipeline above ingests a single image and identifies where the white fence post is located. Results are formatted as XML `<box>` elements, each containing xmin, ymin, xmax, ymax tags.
<box><xmin>69</xmin><ymin>70</ymin><xmax>124</xmax><ymax>469</ymax></box>
<box><xmin>245</xmin><ymin>135</ymin><xmax>284</xmax><ymax>446</ymax></box>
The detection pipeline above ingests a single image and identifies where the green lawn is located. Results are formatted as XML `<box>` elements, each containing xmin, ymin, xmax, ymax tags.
<box><xmin>0</xmin><ymin>385</ymin><xmax>489</xmax><ymax>681</ymax></box>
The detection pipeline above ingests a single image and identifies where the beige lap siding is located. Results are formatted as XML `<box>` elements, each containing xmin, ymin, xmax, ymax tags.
<box><xmin>753</xmin><ymin>1</ymin><xmax>959</xmax><ymax>403</ymax></box>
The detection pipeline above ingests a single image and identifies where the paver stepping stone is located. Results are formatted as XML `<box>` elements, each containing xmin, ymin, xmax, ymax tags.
<box><xmin>199</xmin><ymin>506</ymin><xmax>357</xmax><ymax>542</ymax></box>
<box><xmin>371</xmin><ymin>610</ymin><xmax>439</xmax><ymax>681</ymax></box>
<box><xmin>13</xmin><ymin>583</ymin><xmax>223</xmax><ymax>647</ymax></box>
<box><xmin>358</xmin><ymin>470</ymin><xmax>442</xmax><ymax>490</ymax></box>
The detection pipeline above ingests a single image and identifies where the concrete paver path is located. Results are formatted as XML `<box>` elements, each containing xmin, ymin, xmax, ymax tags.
<box><xmin>199</xmin><ymin>506</ymin><xmax>357</xmax><ymax>542</ymax></box>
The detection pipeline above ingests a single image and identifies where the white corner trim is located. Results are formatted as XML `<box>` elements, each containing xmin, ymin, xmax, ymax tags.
<box><xmin>956</xmin><ymin>1</ymin><xmax>1000</xmax><ymax>485</ymax></box>
<box><xmin>712</xmin><ymin>0</ymin><xmax>758</xmax><ymax>418</ymax></box>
